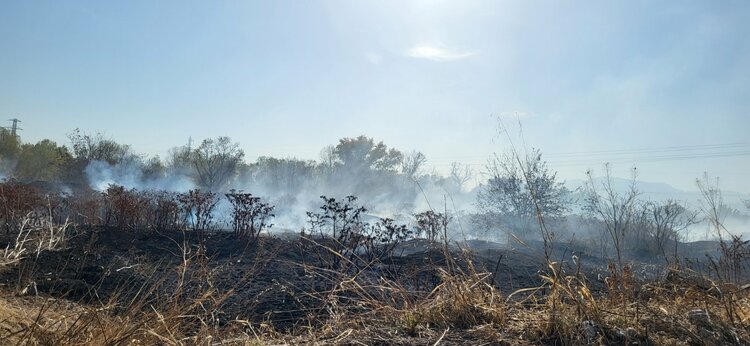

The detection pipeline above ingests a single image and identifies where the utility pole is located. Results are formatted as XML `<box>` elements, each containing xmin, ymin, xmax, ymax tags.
<box><xmin>4</xmin><ymin>118</ymin><xmax>22</xmax><ymax>137</ymax></box>
<box><xmin>187</xmin><ymin>136</ymin><xmax>193</xmax><ymax>152</ymax></box>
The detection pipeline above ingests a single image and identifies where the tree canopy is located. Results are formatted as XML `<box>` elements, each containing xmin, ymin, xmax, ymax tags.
<box><xmin>334</xmin><ymin>135</ymin><xmax>403</xmax><ymax>173</ymax></box>
<box><xmin>192</xmin><ymin>136</ymin><xmax>245</xmax><ymax>191</ymax></box>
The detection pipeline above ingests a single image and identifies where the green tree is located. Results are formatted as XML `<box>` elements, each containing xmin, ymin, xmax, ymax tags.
<box><xmin>65</xmin><ymin>129</ymin><xmax>140</xmax><ymax>184</ymax></box>
<box><xmin>192</xmin><ymin>137</ymin><xmax>245</xmax><ymax>191</ymax></box>
<box><xmin>334</xmin><ymin>135</ymin><xmax>403</xmax><ymax>173</ymax></box>
<box><xmin>248</xmin><ymin>156</ymin><xmax>318</xmax><ymax>193</ymax></box>
<box><xmin>67</xmin><ymin>129</ymin><xmax>138</xmax><ymax>165</ymax></box>
<box><xmin>477</xmin><ymin>148</ymin><xmax>570</xmax><ymax>242</ymax></box>
<box><xmin>326</xmin><ymin>136</ymin><xmax>414</xmax><ymax>208</ymax></box>
<box><xmin>14</xmin><ymin>139</ymin><xmax>72</xmax><ymax>182</ymax></box>
<box><xmin>0</xmin><ymin>128</ymin><xmax>21</xmax><ymax>175</ymax></box>
<box><xmin>141</xmin><ymin>156</ymin><xmax>167</xmax><ymax>181</ymax></box>
<box><xmin>166</xmin><ymin>145</ymin><xmax>193</xmax><ymax>171</ymax></box>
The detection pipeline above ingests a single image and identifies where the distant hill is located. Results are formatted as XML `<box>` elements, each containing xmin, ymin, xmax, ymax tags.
<box><xmin>566</xmin><ymin>177</ymin><xmax>749</xmax><ymax>211</ymax></box>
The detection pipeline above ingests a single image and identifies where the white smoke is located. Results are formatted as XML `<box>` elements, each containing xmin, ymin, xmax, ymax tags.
<box><xmin>84</xmin><ymin>160</ymin><xmax>195</xmax><ymax>192</ymax></box>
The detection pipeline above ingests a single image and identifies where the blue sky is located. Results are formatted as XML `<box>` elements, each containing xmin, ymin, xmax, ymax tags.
<box><xmin>1</xmin><ymin>0</ymin><xmax>748</xmax><ymax>193</ymax></box>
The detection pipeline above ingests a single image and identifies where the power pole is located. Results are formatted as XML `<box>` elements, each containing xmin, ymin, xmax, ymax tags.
<box><xmin>187</xmin><ymin>136</ymin><xmax>193</xmax><ymax>152</ymax></box>
<box><xmin>4</xmin><ymin>118</ymin><xmax>22</xmax><ymax>137</ymax></box>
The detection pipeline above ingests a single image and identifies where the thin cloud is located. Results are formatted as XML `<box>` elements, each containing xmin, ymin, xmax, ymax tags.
<box><xmin>406</xmin><ymin>44</ymin><xmax>477</xmax><ymax>62</ymax></box>
<box><xmin>366</xmin><ymin>52</ymin><xmax>383</xmax><ymax>65</ymax></box>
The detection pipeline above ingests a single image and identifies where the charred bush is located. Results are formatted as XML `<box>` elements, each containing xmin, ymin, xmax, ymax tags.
<box><xmin>61</xmin><ymin>188</ymin><xmax>103</xmax><ymax>226</ymax></box>
<box><xmin>177</xmin><ymin>189</ymin><xmax>218</xmax><ymax>233</ymax></box>
<box><xmin>306</xmin><ymin>196</ymin><xmax>412</xmax><ymax>272</ymax></box>
<box><xmin>225</xmin><ymin>190</ymin><xmax>275</xmax><ymax>243</ymax></box>
<box><xmin>148</xmin><ymin>190</ymin><xmax>183</xmax><ymax>231</ymax></box>
<box><xmin>0</xmin><ymin>179</ymin><xmax>45</xmax><ymax>234</ymax></box>
<box><xmin>414</xmin><ymin>210</ymin><xmax>450</xmax><ymax>243</ymax></box>
<box><xmin>306</xmin><ymin>195</ymin><xmax>367</xmax><ymax>269</ymax></box>
<box><xmin>307</xmin><ymin>196</ymin><xmax>365</xmax><ymax>240</ymax></box>
<box><xmin>708</xmin><ymin>235</ymin><xmax>750</xmax><ymax>285</ymax></box>
<box><xmin>361</xmin><ymin>217</ymin><xmax>412</xmax><ymax>263</ymax></box>
<box><xmin>102</xmin><ymin>185</ymin><xmax>148</xmax><ymax>229</ymax></box>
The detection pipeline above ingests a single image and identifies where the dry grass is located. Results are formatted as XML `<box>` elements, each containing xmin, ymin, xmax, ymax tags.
<box><xmin>1</xmin><ymin>212</ymin><xmax>749</xmax><ymax>345</ymax></box>
<box><xmin>1</xmin><ymin>257</ymin><xmax>749</xmax><ymax>345</ymax></box>
<box><xmin>2</xmin><ymin>214</ymin><xmax>69</xmax><ymax>268</ymax></box>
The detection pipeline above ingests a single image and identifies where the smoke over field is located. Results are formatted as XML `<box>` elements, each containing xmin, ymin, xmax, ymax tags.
<box><xmin>2</xmin><ymin>128</ymin><xmax>748</xmax><ymax>249</ymax></box>
<box><xmin>2</xmin><ymin>1</ymin><xmax>750</xmax><ymax>344</ymax></box>
<box><xmin>1</xmin><ymin>91</ymin><xmax>749</xmax><ymax>346</ymax></box>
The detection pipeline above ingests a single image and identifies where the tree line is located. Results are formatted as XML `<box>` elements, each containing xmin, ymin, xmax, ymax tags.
<box><xmin>2</xmin><ymin>127</ymin><xmax>748</xmax><ymax>267</ymax></box>
<box><xmin>0</xmin><ymin>129</ymin><xmax>465</xmax><ymax>189</ymax></box>
<box><xmin>0</xmin><ymin>130</ymin><xmax>476</xmax><ymax>217</ymax></box>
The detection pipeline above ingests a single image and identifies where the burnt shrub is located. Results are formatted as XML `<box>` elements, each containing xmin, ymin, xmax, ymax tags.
<box><xmin>414</xmin><ymin>210</ymin><xmax>450</xmax><ymax>243</ymax></box>
<box><xmin>306</xmin><ymin>196</ymin><xmax>412</xmax><ymax>271</ymax></box>
<box><xmin>225</xmin><ymin>190</ymin><xmax>275</xmax><ymax>244</ymax></box>
<box><xmin>306</xmin><ymin>195</ymin><xmax>367</xmax><ymax>269</ymax></box>
<box><xmin>177</xmin><ymin>189</ymin><xmax>217</xmax><ymax>233</ymax></box>
<box><xmin>361</xmin><ymin>217</ymin><xmax>413</xmax><ymax>263</ymax></box>
<box><xmin>61</xmin><ymin>188</ymin><xmax>103</xmax><ymax>226</ymax></box>
<box><xmin>708</xmin><ymin>234</ymin><xmax>750</xmax><ymax>285</ymax></box>
<box><xmin>307</xmin><ymin>196</ymin><xmax>366</xmax><ymax>240</ymax></box>
<box><xmin>148</xmin><ymin>190</ymin><xmax>183</xmax><ymax>232</ymax></box>
<box><xmin>102</xmin><ymin>185</ymin><xmax>149</xmax><ymax>229</ymax></box>
<box><xmin>0</xmin><ymin>179</ymin><xmax>44</xmax><ymax>234</ymax></box>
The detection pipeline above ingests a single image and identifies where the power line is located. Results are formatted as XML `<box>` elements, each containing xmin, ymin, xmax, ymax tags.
<box><xmin>427</xmin><ymin>142</ymin><xmax>750</xmax><ymax>161</ymax></box>
<box><xmin>546</xmin><ymin>142</ymin><xmax>748</xmax><ymax>158</ymax></box>
<box><xmin>428</xmin><ymin>151</ymin><xmax>749</xmax><ymax>166</ymax></box>
<box><xmin>547</xmin><ymin>151</ymin><xmax>750</xmax><ymax>167</ymax></box>
<box><xmin>425</xmin><ymin>142</ymin><xmax>750</xmax><ymax>167</ymax></box>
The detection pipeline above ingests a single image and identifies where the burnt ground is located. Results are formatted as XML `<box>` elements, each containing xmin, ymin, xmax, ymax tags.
<box><xmin>0</xmin><ymin>227</ymin><xmax>672</xmax><ymax>331</ymax></box>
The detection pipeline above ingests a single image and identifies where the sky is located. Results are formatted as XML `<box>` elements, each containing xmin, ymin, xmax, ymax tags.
<box><xmin>1</xmin><ymin>0</ymin><xmax>749</xmax><ymax>194</ymax></box>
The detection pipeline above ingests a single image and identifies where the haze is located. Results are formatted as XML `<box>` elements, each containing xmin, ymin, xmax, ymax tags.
<box><xmin>1</xmin><ymin>0</ymin><xmax>748</xmax><ymax>193</ymax></box>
